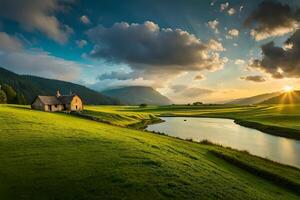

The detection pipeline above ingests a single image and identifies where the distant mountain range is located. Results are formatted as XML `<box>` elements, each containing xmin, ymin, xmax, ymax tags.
<box><xmin>102</xmin><ymin>86</ymin><xmax>172</xmax><ymax>105</ymax></box>
<box><xmin>226</xmin><ymin>92</ymin><xmax>282</xmax><ymax>105</ymax></box>
<box><xmin>260</xmin><ymin>91</ymin><xmax>300</xmax><ymax>104</ymax></box>
<box><xmin>0</xmin><ymin>67</ymin><xmax>120</xmax><ymax>105</ymax></box>
<box><xmin>2</xmin><ymin>67</ymin><xmax>299</xmax><ymax>106</ymax></box>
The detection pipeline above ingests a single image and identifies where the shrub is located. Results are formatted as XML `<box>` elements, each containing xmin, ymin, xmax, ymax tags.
<box><xmin>199</xmin><ymin>139</ymin><xmax>214</xmax><ymax>145</ymax></box>
<box><xmin>0</xmin><ymin>90</ymin><xmax>7</xmax><ymax>104</ymax></box>
<box><xmin>185</xmin><ymin>138</ymin><xmax>194</xmax><ymax>142</ymax></box>
<box><xmin>193</xmin><ymin>102</ymin><xmax>203</xmax><ymax>106</ymax></box>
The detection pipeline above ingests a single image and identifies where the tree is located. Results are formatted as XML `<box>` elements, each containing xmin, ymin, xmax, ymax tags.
<box><xmin>2</xmin><ymin>84</ymin><xmax>17</xmax><ymax>103</ymax></box>
<box><xmin>0</xmin><ymin>90</ymin><xmax>7</xmax><ymax>104</ymax></box>
<box><xmin>139</xmin><ymin>103</ymin><xmax>147</xmax><ymax>108</ymax></box>
<box><xmin>193</xmin><ymin>102</ymin><xmax>203</xmax><ymax>106</ymax></box>
<box><xmin>16</xmin><ymin>93</ymin><xmax>27</xmax><ymax>105</ymax></box>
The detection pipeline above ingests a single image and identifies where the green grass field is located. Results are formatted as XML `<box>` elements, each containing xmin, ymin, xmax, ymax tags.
<box><xmin>1</xmin><ymin>104</ymin><xmax>300</xmax><ymax>199</ymax></box>
<box><xmin>81</xmin><ymin>106</ymin><xmax>161</xmax><ymax>128</ymax></box>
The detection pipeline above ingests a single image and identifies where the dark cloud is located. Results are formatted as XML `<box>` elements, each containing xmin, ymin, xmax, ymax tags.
<box><xmin>240</xmin><ymin>75</ymin><xmax>266</xmax><ymax>82</ymax></box>
<box><xmin>87</xmin><ymin>21</ymin><xmax>226</xmax><ymax>82</ymax></box>
<box><xmin>0</xmin><ymin>0</ymin><xmax>73</xmax><ymax>43</ymax></box>
<box><xmin>249</xmin><ymin>29</ymin><xmax>300</xmax><ymax>79</ymax></box>
<box><xmin>245</xmin><ymin>0</ymin><xmax>300</xmax><ymax>40</ymax></box>
<box><xmin>171</xmin><ymin>85</ymin><xmax>213</xmax><ymax>98</ymax></box>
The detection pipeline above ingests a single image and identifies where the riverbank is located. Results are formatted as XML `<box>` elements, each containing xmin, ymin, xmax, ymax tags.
<box><xmin>119</xmin><ymin>104</ymin><xmax>300</xmax><ymax>140</ymax></box>
<box><xmin>154</xmin><ymin>114</ymin><xmax>300</xmax><ymax>141</ymax></box>
<box><xmin>234</xmin><ymin>119</ymin><xmax>300</xmax><ymax>140</ymax></box>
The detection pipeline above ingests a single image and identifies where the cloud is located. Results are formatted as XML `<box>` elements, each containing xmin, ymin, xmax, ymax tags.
<box><xmin>171</xmin><ymin>85</ymin><xmax>213</xmax><ymax>98</ymax></box>
<box><xmin>210</xmin><ymin>0</ymin><xmax>216</xmax><ymax>6</ymax></box>
<box><xmin>228</xmin><ymin>8</ymin><xmax>236</xmax><ymax>16</ymax></box>
<box><xmin>220</xmin><ymin>2</ymin><xmax>236</xmax><ymax>15</ymax></box>
<box><xmin>194</xmin><ymin>74</ymin><xmax>205</xmax><ymax>80</ymax></box>
<box><xmin>240</xmin><ymin>75</ymin><xmax>266</xmax><ymax>82</ymax></box>
<box><xmin>90</xmin><ymin>78</ymin><xmax>154</xmax><ymax>92</ymax></box>
<box><xmin>227</xmin><ymin>29</ymin><xmax>239</xmax><ymax>39</ymax></box>
<box><xmin>220</xmin><ymin>2</ymin><xmax>229</xmax><ymax>11</ymax></box>
<box><xmin>0</xmin><ymin>50</ymin><xmax>81</xmax><ymax>80</ymax></box>
<box><xmin>80</xmin><ymin>15</ymin><xmax>91</xmax><ymax>25</ymax></box>
<box><xmin>97</xmin><ymin>71</ymin><xmax>140</xmax><ymax>80</ymax></box>
<box><xmin>76</xmin><ymin>40</ymin><xmax>87</xmax><ymax>48</ymax></box>
<box><xmin>0</xmin><ymin>0</ymin><xmax>73</xmax><ymax>44</ymax></box>
<box><xmin>249</xmin><ymin>29</ymin><xmax>300</xmax><ymax>79</ymax></box>
<box><xmin>234</xmin><ymin>59</ymin><xmax>245</xmax><ymax>65</ymax></box>
<box><xmin>208</xmin><ymin>20</ymin><xmax>219</xmax><ymax>34</ymax></box>
<box><xmin>87</xmin><ymin>21</ymin><xmax>226</xmax><ymax>84</ymax></box>
<box><xmin>239</xmin><ymin>5</ymin><xmax>244</xmax><ymax>12</ymax></box>
<box><xmin>0</xmin><ymin>32</ymin><xmax>23</xmax><ymax>52</ymax></box>
<box><xmin>245</xmin><ymin>1</ymin><xmax>300</xmax><ymax>41</ymax></box>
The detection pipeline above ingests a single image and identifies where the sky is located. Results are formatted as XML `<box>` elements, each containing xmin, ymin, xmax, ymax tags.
<box><xmin>1</xmin><ymin>0</ymin><xmax>300</xmax><ymax>103</ymax></box>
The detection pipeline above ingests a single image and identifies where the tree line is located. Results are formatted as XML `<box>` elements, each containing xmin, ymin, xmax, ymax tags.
<box><xmin>0</xmin><ymin>84</ymin><xmax>27</xmax><ymax>104</ymax></box>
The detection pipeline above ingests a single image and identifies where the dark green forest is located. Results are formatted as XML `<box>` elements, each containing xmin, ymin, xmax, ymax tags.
<box><xmin>0</xmin><ymin>67</ymin><xmax>120</xmax><ymax>105</ymax></box>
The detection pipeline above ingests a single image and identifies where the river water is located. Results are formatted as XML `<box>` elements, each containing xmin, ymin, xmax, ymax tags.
<box><xmin>146</xmin><ymin>117</ymin><xmax>300</xmax><ymax>168</ymax></box>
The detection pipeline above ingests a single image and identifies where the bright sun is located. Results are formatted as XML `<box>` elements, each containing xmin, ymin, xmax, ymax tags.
<box><xmin>284</xmin><ymin>85</ymin><xmax>294</xmax><ymax>92</ymax></box>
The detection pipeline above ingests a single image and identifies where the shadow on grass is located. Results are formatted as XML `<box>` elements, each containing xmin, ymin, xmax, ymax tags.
<box><xmin>7</xmin><ymin>104</ymin><xmax>31</xmax><ymax>110</ymax></box>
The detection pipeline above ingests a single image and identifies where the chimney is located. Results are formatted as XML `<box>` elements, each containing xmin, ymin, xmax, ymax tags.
<box><xmin>56</xmin><ymin>90</ymin><xmax>61</xmax><ymax>97</ymax></box>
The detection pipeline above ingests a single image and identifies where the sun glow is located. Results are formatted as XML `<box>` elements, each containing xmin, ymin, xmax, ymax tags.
<box><xmin>284</xmin><ymin>85</ymin><xmax>294</xmax><ymax>92</ymax></box>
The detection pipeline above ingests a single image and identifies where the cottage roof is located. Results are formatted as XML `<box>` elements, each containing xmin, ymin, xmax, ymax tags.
<box><xmin>57</xmin><ymin>95</ymin><xmax>76</xmax><ymax>104</ymax></box>
<box><xmin>37</xmin><ymin>96</ymin><xmax>63</xmax><ymax>105</ymax></box>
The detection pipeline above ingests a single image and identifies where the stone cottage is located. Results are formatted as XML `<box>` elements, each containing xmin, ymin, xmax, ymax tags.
<box><xmin>31</xmin><ymin>91</ymin><xmax>83</xmax><ymax>112</ymax></box>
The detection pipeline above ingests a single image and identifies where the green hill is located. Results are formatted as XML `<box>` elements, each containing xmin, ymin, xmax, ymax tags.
<box><xmin>1</xmin><ymin>104</ymin><xmax>300</xmax><ymax>199</ymax></box>
<box><xmin>102</xmin><ymin>86</ymin><xmax>172</xmax><ymax>105</ymax></box>
<box><xmin>261</xmin><ymin>91</ymin><xmax>300</xmax><ymax>104</ymax></box>
<box><xmin>227</xmin><ymin>92</ymin><xmax>281</xmax><ymax>105</ymax></box>
<box><xmin>0</xmin><ymin>67</ymin><xmax>120</xmax><ymax>105</ymax></box>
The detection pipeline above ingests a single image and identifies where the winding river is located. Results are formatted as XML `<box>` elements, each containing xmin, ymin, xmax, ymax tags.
<box><xmin>146</xmin><ymin>117</ymin><xmax>300</xmax><ymax>168</ymax></box>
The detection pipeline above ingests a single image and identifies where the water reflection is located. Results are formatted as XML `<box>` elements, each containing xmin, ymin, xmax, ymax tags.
<box><xmin>146</xmin><ymin>117</ymin><xmax>300</xmax><ymax>168</ymax></box>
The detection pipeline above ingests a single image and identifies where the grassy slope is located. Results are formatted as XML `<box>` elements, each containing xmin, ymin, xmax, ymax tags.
<box><xmin>1</xmin><ymin>105</ymin><xmax>300</xmax><ymax>199</ymax></box>
<box><xmin>117</xmin><ymin>104</ymin><xmax>300</xmax><ymax>139</ymax></box>
<box><xmin>82</xmin><ymin>106</ymin><xmax>161</xmax><ymax>128</ymax></box>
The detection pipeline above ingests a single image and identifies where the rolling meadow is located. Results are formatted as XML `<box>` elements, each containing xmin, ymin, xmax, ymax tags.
<box><xmin>1</xmin><ymin>104</ymin><xmax>300</xmax><ymax>199</ymax></box>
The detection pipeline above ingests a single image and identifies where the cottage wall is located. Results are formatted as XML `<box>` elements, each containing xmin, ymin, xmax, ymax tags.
<box><xmin>44</xmin><ymin>105</ymin><xmax>49</xmax><ymax>111</ymax></box>
<box><xmin>43</xmin><ymin>104</ymin><xmax>64</xmax><ymax>112</ymax></box>
<box><xmin>50</xmin><ymin>104</ymin><xmax>64</xmax><ymax>112</ymax></box>
<box><xmin>70</xmin><ymin>95</ymin><xmax>83</xmax><ymax>111</ymax></box>
<box><xmin>31</xmin><ymin>98</ymin><xmax>45</xmax><ymax>111</ymax></box>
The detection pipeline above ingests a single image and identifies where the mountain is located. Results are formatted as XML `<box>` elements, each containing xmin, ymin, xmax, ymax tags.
<box><xmin>0</xmin><ymin>67</ymin><xmax>120</xmax><ymax>105</ymax></box>
<box><xmin>260</xmin><ymin>91</ymin><xmax>300</xmax><ymax>104</ymax></box>
<box><xmin>226</xmin><ymin>92</ymin><xmax>281</xmax><ymax>105</ymax></box>
<box><xmin>102</xmin><ymin>86</ymin><xmax>172</xmax><ymax>105</ymax></box>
